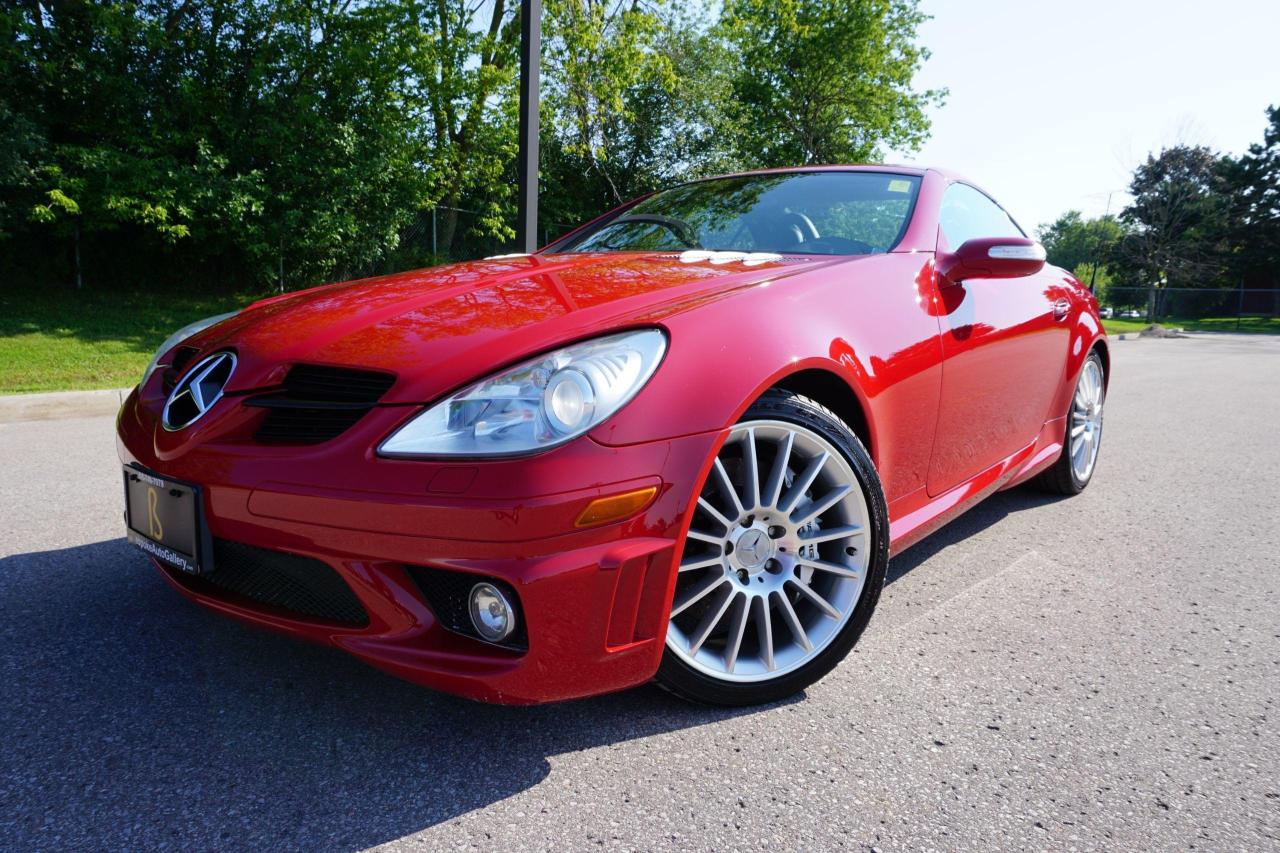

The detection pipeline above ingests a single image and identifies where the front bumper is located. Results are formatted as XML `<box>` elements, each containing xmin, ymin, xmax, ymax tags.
<box><xmin>116</xmin><ymin>386</ymin><xmax>717</xmax><ymax>704</ymax></box>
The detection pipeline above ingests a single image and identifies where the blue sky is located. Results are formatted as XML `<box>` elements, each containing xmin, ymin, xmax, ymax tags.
<box><xmin>887</xmin><ymin>0</ymin><xmax>1280</xmax><ymax>233</ymax></box>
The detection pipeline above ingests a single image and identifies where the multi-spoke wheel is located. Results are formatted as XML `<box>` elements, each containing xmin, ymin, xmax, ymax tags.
<box><xmin>1034</xmin><ymin>350</ymin><xmax>1106</xmax><ymax>495</ymax></box>
<box><xmin>656</xmin><ymin>390</ymin><xmax>889</xmax><ymax>705</ymax></box>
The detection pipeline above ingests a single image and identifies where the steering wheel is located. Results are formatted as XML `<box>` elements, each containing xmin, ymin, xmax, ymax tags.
<box><xmin>782</xmin><ymin>236</ymin><xmax>877</xmax><ymax>255</ymax></box>
<box><xmin>606</xmin><ymin>214</ymin><xmax>701</xmax><ymax>249</ymax></box>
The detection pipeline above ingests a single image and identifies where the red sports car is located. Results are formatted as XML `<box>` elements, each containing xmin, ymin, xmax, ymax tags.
<box><xmin>117</xmin><ymin>166</ymin><xmax>1107</xmax><ymax>705</ymax></box>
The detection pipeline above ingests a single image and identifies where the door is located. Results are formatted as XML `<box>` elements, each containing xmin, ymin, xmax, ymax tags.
<box><xmin>926</xmin><ymin>183</ymin><xmax>1069</xmax><ymax>496</ymax></box>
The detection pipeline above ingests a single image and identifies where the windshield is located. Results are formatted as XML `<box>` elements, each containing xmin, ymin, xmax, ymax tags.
<box><xmin>554</xmin><ymin>171</ymin><xmax>921</xmax><ymax>256</ymax></box>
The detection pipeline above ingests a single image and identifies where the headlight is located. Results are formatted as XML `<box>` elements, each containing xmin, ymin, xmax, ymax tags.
<box><xmin>141</xmin><ymin>311</ymin><xmax>239</xmax><ymax>387</ymax></box>
<box><xmin>378</xmin><ymin>328</ymin><xmax>667</xmax><ymax>457</ymax></box>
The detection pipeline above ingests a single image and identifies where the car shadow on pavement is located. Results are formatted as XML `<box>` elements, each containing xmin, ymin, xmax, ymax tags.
<box><xmin>884</xmin><ymin>486</ymin><xmax>1068</xmax><ymax>584</ymax></box>
<box><xmin>0</xmin><ymin>538</ymin><xmax>788</xmax><ymax>851</ymax></box>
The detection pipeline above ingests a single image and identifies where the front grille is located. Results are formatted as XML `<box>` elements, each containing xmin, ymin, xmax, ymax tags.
<box><xmin>246</xmin><ymin>364</ymin><xmax>395</xmax><ymax>444</ymax></box>
<box><xmin>175</xmin><ymin>539</ymin><xmax>368</xmax><ymax>625</ymax></box>
<box><xmin>407</xmin><ymin>565</ymin><xmax>527</xmax><ymax>649</ymax></box>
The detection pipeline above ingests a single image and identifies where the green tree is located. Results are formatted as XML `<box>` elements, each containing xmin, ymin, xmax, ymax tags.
<box><xmin>412</xmin><ymin>0</ymin><xmax>521</xmax><ymax>252</ymax></box>
<box><xmin>542</xmin><ymin>0</ymin><xmax>673</xmax><ymax>203</ymax></box>
<box><xmin>1112</xmin><ymin>146</ymin><xmax>1233</xmax><ymax>320</ymax></box>
<box><xmin>1222</xmin><ymin>105</ymin><xmax>1280</xmax><ymax>283</ymax></box>
<box><xmin>1072</xmin><ymin>262</ymin><xmax>1118</xmax><ymax>303</ymax></box>
<box><xmin>0</xmin><ymin>0</ymin><xmax>950</xmax><ymax>290</ymax></box>
<box><xmin>1037</xmin><ymin>210</ymin><xmax>1127</xmax><ymax>296</ymax></box>
<box><xmin>718</xmin><ymin>0</ymin><xmax>944</xmax><ymax>167</ymax></box>
<box><xmin>539</xmin><ymin>3</ymin><xmax>741</xmax><ymax>234</ymax></box>
<box><xmin>0</xmin><ymin>99</ymin><xmax>44</xmax><ymax>240</ymax></box>
<box><xmin>0</xmin><ymin>0</ymin><xmax>513</xmax><ymax>289</ymax></box>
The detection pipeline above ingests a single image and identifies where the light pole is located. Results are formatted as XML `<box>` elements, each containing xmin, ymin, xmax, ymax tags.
<box><xmin>1088</xmin><ymin>190</ymin><xmax>1114</xmax><ymax>293</ymax></box>
<box><xmin>515</xmin><ymin>0</ymin><xmax>541</xmax><ymax>254</ymax></box>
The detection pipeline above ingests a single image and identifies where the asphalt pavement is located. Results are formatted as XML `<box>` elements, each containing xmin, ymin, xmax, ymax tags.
<box><xmin>1</xmin><ymin>334</ymin><xmax>1277</xmax><ymax>852</ymax></box>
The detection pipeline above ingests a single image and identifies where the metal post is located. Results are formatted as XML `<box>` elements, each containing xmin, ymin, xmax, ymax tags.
<box><xmin>515</xmin><ymin>0</ymin><xmax>541</xmax><ymax>254</ymax></box>
<box><xmin>1237</xmin><ymin>277</ymin><xmax>1245</xmax><ymax>331</ymax></box>
<box><xmin>1088</xmin><ymin>191</ymin><xmax>1113</xmax><ymax>294</ymax></box>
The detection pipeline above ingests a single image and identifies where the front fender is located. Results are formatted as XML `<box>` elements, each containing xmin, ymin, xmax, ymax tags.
<box><xmin>1051</xmin><ymin>281</ymin><xmax>1108</xmax><ymax>422</ymax></box>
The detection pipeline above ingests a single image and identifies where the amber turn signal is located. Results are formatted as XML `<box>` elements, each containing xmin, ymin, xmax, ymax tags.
<box><xmin>575</xmin><ymin>486</ymin><xmax>658</xmax><ymax>528</ymax></box>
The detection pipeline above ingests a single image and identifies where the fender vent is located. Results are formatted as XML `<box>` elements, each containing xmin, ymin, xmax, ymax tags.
<box><xmin>247</xmin><ymin>364</ymin><xmax>395</xmax><ymax>444</ymax></box>
<box><xmin>605</xmin><ymin>550</ymin><xmax>671</xmax><ymax>649</ymax></box>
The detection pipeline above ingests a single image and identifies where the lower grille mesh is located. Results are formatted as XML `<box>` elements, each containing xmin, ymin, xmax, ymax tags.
<box><xmin>176</xmin><ymin>540</ymin><xmax>368</xmax><ymax>626</ymax></box>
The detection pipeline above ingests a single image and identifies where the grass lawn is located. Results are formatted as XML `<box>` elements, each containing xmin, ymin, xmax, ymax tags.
<box><xmin>0</xmin><ymin>288</ymin><xmax>259</xmax><ymax>394</ymax></box>
<box><xmin>1103</xmin><ymin>316</ymin><xmax>1280</xmax><ymax>336</ymax></box>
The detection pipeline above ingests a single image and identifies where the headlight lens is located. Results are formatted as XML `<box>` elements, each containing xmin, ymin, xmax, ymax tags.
<box><xmin>141</xmin><ymin>311</ymin><xmax>239</xmax><ymax>387</ymax></box>
<box><xmin>378</xmin><ymin>328</ymin><xmax>667</xmax><ymax>457</ymax></box>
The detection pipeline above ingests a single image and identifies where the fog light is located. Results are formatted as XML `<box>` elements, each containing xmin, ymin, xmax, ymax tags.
<box><xmin>468</xmin><ymin>582</ymin><xmax>516</xmax><ymax>643</ymax></box>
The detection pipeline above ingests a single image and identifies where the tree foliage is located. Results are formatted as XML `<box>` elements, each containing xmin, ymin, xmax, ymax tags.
<box><xmin>1037</xmin><ymin>210</ymin><xmax>1127</xmax><ymax>276</ymax></box>
<box><xmin>539</xmin><ymin>3</ymin><xmax>741</xmax><ymax>230</ymax></box>
<box><xmin>1037</xmin><ymin>110</ymin><xmax>1280</xmax><ymax>315</ymax></box>
<box><xmin>1112</xmin><ymin>145</ymin><xmax>1234</xmax><ymax>290</ymax></box>
<box><xmin>2</xmin><ymin>0</ymin><xmax>452</xmax><ymax>287</ymax></box>
<box><xmin>0</xmin><ymin>0</ymin><xmax>943</xmax><ymax>291</ymax></box>
<box><xmin>1022</xmin><ymin>109</ymin><xmax>1280</xmax><ymax>327</ymax></box>
<box><xmin>719</xmin><ymin>0</ymin><xmax>944</xmax><ymax>166</ymax></box>
<box><xmin>1222</xmin><ymin>105</ymin><xmax>1280</xmax><ymax>281</ymax></box>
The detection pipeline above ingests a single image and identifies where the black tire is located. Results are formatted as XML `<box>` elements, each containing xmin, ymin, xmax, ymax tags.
<box><xmin>1032</xmin><ymin>351</ymin><xmax>1106</xmax><ymax>495</ymax></box>
<box><xmin>655</xmin><ymin>389</ymin><xmax>890</xmax><ymax>706</ymax></box>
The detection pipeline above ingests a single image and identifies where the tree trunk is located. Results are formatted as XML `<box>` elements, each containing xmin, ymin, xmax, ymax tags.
<box><xmin>438</xmin><ymin>206</ymin><xmax>459</xmax><ymax>258</ymax></box>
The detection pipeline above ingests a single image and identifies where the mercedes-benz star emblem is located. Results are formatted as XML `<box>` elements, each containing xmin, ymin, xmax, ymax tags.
<box><xmin>736</xmin><ymin>529</ymin><xmax>770</xmax><ymax>568</ymax></box>
<box><xmin>162</xmin><ymin>351</ymin><xmax>237</xmax><ymax>431</ymax></box>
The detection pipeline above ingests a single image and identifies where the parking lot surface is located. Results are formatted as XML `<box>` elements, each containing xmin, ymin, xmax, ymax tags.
<box><xmin>1</xmin><ymin>334</ymin><xmax>1277</xmax><ymax>851</ymax></box>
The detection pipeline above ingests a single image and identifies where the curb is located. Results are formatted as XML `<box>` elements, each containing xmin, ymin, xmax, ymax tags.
<box><xmin>0</xmin><ymin>388</ymin><xmax>133</xmax><ymax>424</ymax></box>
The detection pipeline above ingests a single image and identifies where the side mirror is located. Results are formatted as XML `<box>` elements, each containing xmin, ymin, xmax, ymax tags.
<box><xmin>937</xmin><ymin>237</ymin><xmax>1046</xmax><ymax>284</ymax></box>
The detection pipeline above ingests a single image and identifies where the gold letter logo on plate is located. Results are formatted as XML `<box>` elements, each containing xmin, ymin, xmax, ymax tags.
<box><xmin>147</xmin><ymin>487</ymin><xmax>164</xmax><ymax>540</ymax></box>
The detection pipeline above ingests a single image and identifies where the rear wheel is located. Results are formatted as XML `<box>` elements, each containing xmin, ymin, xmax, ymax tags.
<box><xmin>1033</xmin><ymin>351</ymin><xmax>1106</xmax><ymax>495</ymax></box>
<box><xmin>656</xmin><ymin>390</ymin><xmax>889</xmax><ymax>706</ymax></box>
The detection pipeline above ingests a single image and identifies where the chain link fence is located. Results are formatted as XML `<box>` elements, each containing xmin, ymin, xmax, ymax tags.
<box><xmin>331</xmin><ymin>205</ymin><xmax>580</xmax><ymax>287</ymax></box>
<box><xmin>394</xmin><ymin>203</ymin><xmax>576</xmax><ymax>266</ymax></box>
<box><xmin>1100</xmin><ymin>286</ymin><xmax>1280</xmax><ymax>330</ymax></box>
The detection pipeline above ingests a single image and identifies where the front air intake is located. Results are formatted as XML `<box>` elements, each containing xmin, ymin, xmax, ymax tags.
<box><xmin>168</xmin><ymin>539</ymin><xmax>369</xmax><ymax>626</ymax></box>
<box><xmin>161</xmin><ymin>345</ymin><xmax>201</xmax><ymax>394</ymax></box>
<box><xmin>246</xmin><ymin>364</ymin><xmax>395</xmax><ymax>444</ymax></box>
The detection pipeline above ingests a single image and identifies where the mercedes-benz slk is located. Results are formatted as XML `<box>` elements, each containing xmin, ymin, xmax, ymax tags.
<box><xmin>117</xmin><ymin>166</ymin><xmax>1108</xmax><ymax>705</ymax></box>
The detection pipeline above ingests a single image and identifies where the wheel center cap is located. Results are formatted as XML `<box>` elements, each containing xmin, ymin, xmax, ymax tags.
<box><xmin>734</xmin><ymin>527</ymin><xmax>774</xmax><ymax>571</ymax></box>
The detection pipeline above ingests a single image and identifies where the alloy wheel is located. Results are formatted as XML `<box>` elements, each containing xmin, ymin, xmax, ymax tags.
<box><xmin>1070</xmin><ymin>358</ymin><xmax>1105</xmax><ymax>482</ymax></box>
<box><xmin>666</xmin><ymin>420</ymin><xmax>871</xmax><ymax>683</ymax></box>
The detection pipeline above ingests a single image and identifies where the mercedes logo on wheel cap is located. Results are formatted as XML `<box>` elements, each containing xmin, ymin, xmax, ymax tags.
<box><xmin>162</xmin><ymin>351</ymin><xmax>237</xmax><ymax>431</ymax></box>
<box><xmin>735</xmin><ymin>528</ymin><xmax>773</xmax><ymax>570</ymax></box>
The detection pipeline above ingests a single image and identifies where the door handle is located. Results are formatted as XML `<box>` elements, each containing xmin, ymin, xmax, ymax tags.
<box><xmin>1052</xmin><ymin>298</ymin><xmax>1070</xmax><ymax>321</ymax></box>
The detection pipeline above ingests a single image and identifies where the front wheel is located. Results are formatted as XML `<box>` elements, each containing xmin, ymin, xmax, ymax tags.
<box><xmin>656</xmin><ymin>390</ymin><xmax>889</xmax><ymax>706</ymax></box>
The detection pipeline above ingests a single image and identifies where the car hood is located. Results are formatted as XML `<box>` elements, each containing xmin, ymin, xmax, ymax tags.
<box><xmin>191</xmin><ymin>251</ymin><xmax>841</xmax><ymax>403</ymax></box>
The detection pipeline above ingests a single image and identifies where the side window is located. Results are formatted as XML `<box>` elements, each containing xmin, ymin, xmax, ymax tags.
<box><xmin>938</xmin><ymin>183</ymin><xmax>1024</xmax><ymax>249</ymax></box>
